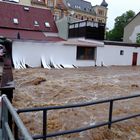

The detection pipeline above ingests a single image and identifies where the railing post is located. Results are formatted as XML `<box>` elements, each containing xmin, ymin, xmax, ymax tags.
<box><xmin>43</xmin><ymin>110</ymin><xmax>47</xmax><ymax>140</ymax></box>
<box><xmin>108</xmin><ymin>100</ymin><xmax>113</xmax><ymax>129</ymax></box>
<box><xmin>1</xmin><ymin>95</ymin><xmax>8</xmax><ymax>140</ymax></box>
<box><xmin>14</xmin><ymin>122</ymin><xmax>18</xmax><ymax>139</ymax></box>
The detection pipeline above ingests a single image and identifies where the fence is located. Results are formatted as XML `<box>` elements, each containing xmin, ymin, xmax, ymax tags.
<box><xmin>17</xmin><ymin>93</ymin><xmax>140</xmax><ymax>140</ymax></box>
<box><xmin>1</xmin><ymin>95</ymin><xmax>33</xmax><ymax>140</ymax></box>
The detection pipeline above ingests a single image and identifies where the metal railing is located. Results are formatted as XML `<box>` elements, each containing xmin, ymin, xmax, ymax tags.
<box><xmin>17</xmin><ymin>93</ymin><xmax>140</xmax><ymax>140</ymax></box>
<box><xmin>1</xmin><ymin>95</ymin><xmax>33</xmax><ymax>140</ymax></box>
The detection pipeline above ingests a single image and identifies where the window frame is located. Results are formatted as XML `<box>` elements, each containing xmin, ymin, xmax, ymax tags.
<box><xmin>98</xmin><ymin>9</ymin><xmax>104</xmax><ymax>16</ymax></box>
<box><xmin>34</xmin><ymin>20</ymin><xmax>39</xmax><ymax>26</ymax></box>
<box><xmin>13</xmin><ymin>18</ymin><xmax>19</xmax><ymax>24</ymax></box>
<box><xmin>47</xmin><ymin>0</ymin><xmax>54</xmax><ymax>7</ymax></box>
<box><xmin>120</xmin><ymin>50</ymin><xmax>124</xmax><ymax>55</ymax></box>
<box><xmin>45</xmin><ymin>22</ymin><xmax>50</xmax><ymax>28</ymax></box>
<box><xmin>76</xmin><ymin>46</ymin><xmax>96</xmax><ymax>60</ymax></box>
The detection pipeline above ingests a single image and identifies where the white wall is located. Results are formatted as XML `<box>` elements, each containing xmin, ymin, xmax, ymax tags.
<box><xmin>13</xmin><ymin>40</ymin><xmax>140</xmax><ymax>68</ymax></box>
<box><xmin>97</xmin><ymin>45</ymin><xmax>140</xmax><ymax>66</ymax></box>
<box><xmin>12</xmin><ymin>40</ymin><xmax>96</xmax><ymax>68</ymax></box>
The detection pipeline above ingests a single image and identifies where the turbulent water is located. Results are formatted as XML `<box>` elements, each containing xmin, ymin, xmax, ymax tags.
<box><xmin>13</xmin><ymin>66</ymin><xmax>140</xmax><ymax>140</ymax></box>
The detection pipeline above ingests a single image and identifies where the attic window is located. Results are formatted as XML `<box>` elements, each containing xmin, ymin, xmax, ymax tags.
<box><xmin>45</xmin><ymin>22</ymin><xmax>50</xmax><ymax>28</ymax></box>
<box><xmin>34</xmin><ymin>21</ymin><xmax>39</xmax><ymax>26</ymax></box>
<box><xmin>24</xmin><ymin>7</ymin><xmax>29</xmax><ymax>11</ymax></box>
<box><xmin>8</xmin><ymin>0</ymin><xmax>19</xmax><ymax>3</ymax></box>
<box><xmin>13</xmin><ymin>18</ymin><xmax>19</xmax><ymax>24</ymax></box>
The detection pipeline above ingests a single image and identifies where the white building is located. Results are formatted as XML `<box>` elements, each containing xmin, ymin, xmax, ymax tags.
<box><xmin>1</xmin><ymin>1</ymin><xmax>140</xmax><ymax>69</ymax></box>
<box><xmin>12</xmin><ymin>39</ymin><xmax>140</xmax><ymax>68</ymax></box>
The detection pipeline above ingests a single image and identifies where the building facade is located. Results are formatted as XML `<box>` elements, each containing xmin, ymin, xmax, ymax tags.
<box><xmin>1</xmin><ymin>0</ymin><xmax>108</xmax><ymax>24</ymax></box>
<box><xmin>123</xmin><ymin>12</ymin><xmax>140</xmax><ymax>44</ymax></box>
<box><xmin>65</xmin><ymin>0</ymin><xmax>108</xmax><ymax>23</ymax></box>
<box><xmin>20</xmin><ymin>0</ymin><xmax>69</xmax><ymax>20</ymax></box>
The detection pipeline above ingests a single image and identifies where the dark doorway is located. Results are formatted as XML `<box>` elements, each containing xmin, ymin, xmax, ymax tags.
<box><xmin>132</xmin><ymin>52</ymin><xmax>138</xmax><ymax>66</ymax></box>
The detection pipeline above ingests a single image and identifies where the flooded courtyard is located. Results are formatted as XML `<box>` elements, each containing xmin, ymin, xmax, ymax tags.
<box><xmin>13</xmin><ymin>66</ymin><xmax>140</xmax><ymax>140</ymax></box>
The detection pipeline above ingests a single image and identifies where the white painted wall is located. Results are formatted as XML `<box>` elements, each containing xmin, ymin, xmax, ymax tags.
<box><xmin>12</xmin><ymin>40</ymin><xmax>96</xmax><ymax>68</ymax></box>
<box><xmin>97</xmin><ymin>45</ymin><xmax>140</xmax><ymax>66</ymax></box>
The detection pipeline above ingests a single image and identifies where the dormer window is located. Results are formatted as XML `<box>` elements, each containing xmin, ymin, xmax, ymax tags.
<box><xmin>24</xmin><ymin>7</ymin><xmax>29</xmax><ymax>11</ymax></box>
<box><xmin>45</xmin><ymin>22</ymin><xmax>50</xmax><ymax>28</ymax></box>
<box><xmin>6</xmin><ymin>0</ymin><xmax>19</xmax><ymax>3</ymax></box>
<box><xmin>13</xmin><ymin>18</ymin><xmax>19</xmax><ymax>24</ymax></box>
<box><xmin>34</xmin><ymin>21</ymin><xmax>39</xmax><ymax>26</ymax></box>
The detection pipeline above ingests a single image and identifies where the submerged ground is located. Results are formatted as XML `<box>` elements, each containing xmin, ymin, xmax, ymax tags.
<box><xmin>13</xmin><ymin>66</ymin><xmax>140</xmax><ymax>140</ymax></box>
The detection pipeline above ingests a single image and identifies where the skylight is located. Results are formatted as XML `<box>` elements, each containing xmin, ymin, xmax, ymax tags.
<box><xmin>24</xmin><ymin>7</ymin><xmax>29</xmax><ymax>11</ymax></box>
<box><xmin>13</xmin><ymin>18</ymin><xmax>19</xmax><ymax>24</ymax></box>
<box><xmin>45</xmin><ymin>22</ymin><xmax>50</xmax><ymax>28</ymax></box>
<box><xmin>8</xmin><ymin>0</ymin><xmax>19</xmax><ymax>3</ymax></box>
<box><xmin>34</xmin><ymin>21</ymin><xmax>39</xmax><ymax>26</ymax></box>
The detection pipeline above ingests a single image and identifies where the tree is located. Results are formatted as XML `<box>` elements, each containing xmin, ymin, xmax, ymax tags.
<box><xmin>107</xmin><ymin>10</ymin><xmax>135</xmax><ymax>41</ymax></box>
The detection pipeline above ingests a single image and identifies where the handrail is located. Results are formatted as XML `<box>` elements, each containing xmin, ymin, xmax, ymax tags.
<box><xmin>1</xmin><ymin>95</ymin><xmax>33</xmax><ymax>140</ymax></box>
<box><xmin>17</xmin><ymin>93</ymin><xmax>140</xmax><ymax>112</ymax></box>
<box><xmin>17</xmin><ymin>93</ymin><xmax>140</xmax><ymax>139</ymax></box>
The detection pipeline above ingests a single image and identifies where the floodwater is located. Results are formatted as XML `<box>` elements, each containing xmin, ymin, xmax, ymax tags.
<box><xmin>13</xmin><ymin>66</ymin><xmax>140</xmax><ymax>140</ymax></box>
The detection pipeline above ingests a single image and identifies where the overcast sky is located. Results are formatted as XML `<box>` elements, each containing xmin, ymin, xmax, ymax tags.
<box><xmin>87</xmin><ymin>0</ymin><xmax>139</xmax><ymax>30</ymax></box>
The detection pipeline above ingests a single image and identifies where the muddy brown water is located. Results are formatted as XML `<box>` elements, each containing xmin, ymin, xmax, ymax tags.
<box><xmin>13</xmin><ymin>66</ymin><xmax>140</xmax><ymax>140</ymax></box>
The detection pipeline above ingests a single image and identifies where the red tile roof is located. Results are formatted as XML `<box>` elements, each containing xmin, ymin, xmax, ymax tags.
<box><xmin>45</xmin><ymin>36</ymin><xmax>65</xmax><ymax>42</ymax></box>
<box><xmin>0</xmin><ymin>28</ymin><xmax>64</xmax><ymax>41</ymax></box>
<box><xmin>0</xmin><ymin>1</ymin><xmax>58</xmax><ymax>33</ymax></box>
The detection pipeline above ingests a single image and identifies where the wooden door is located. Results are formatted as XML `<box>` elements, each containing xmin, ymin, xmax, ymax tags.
<box><xmin>132</xmin><ymin>52</ymin><xmax>138</xmax><ymax>66</ymax></box>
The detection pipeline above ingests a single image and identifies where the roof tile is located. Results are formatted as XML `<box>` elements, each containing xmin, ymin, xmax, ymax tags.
<box><xmin>0</xmin><ymin>1</ymin><xmax>58</xmax><ymax>33</ymax></box>
<box><xmin>0</xmin><ymin>28</ymin><xmax>64</xmax><ymax>41</ymax></box>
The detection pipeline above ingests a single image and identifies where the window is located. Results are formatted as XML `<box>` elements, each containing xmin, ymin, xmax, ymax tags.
<box><xmin>45</xmin><ymin>22</ymin><xmax>50</xmax><ymax>27</ymax></box>
<box><xmin>13</xmin><ymin>18</ymin><xmax>19</xmax><ymax>24</ymax></box>
<box><xmin>76</xmin><ymin>47</ymin><xmax>95</xmax><ymax>60</ymax></box>
<box><xmin>98</xmin><ymin>19</ymin><xmax>102</xmax><ymax>23</ymax></box>
<box><xmin>120</xmin><ymin>50</ymin><xmax>124</xmax><ymax>55</ymax></box>
<box><xmin>4</xmin><ymin>0</ymin><xmax>19</xmax><ymax>3</ymax></box>
<box><xmin>54</xmin><ymin>14</ymin><xmax>59</xmax><ymax>21</ymax></box>
<box><xmin>31</xmin><ymin>0</ymin><xmax>45</xmax><ymax>4</ymax></box>
<box><xmin>98</xmin><ymin>10</ymin><xmax>104</xmax><ymax>16</ymax></box>
<box><xmin>24</xmin><ymin>7</ymin><xmax>29</xmax><ymax>11</ymax></box>
<box><xmin>47</xmin><ymin>0</ymin><xmax>53</xmax><ymax>7</ymax></box>
<box><xmin>34</xmin><ymin>21</ymin><xmax>39</xmax><ymax>26</ymax></box>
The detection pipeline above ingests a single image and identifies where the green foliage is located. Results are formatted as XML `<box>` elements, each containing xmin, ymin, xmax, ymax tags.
<box><xmin>107</xmin><ymin>10</ymin><xmax>135</xmax><ymax>41</ymax></box>
<box><xmin>136</xmin><ymin>33</ymin><xmax>140</xmax><ymax>44</ymax></box>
